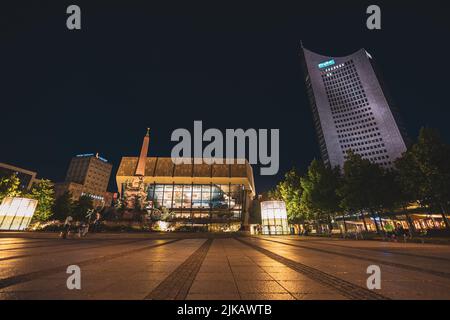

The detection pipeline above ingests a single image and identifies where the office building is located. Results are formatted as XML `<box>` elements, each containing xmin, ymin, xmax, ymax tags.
<box><xmin>301</xmin><ymin>45</ymin><xmax>408</xmax><ymax>169</ymax></box>
<box><xmin>54</xmin><ymin>153</ymin><xmax>113</xmax><ymax>207</ymax></box>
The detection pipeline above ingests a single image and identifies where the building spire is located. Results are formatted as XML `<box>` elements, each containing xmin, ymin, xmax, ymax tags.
<box><xmin>135</xmin><ymin>128</ymin><xmax>150</xmax><ymax>176</ymax></box>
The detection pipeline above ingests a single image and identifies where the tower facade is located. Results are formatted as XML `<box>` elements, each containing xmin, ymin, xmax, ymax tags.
<box><xmin>54</xmin><ymin>153</ymin><xmax>113</xmax><ymax>207</ymax></box>
<box><xmin>135</xmin><ymin>128</ymin><xmax>150</xmax><ymax>176</ymax></box>
<box><xmin>301</xmin><ymin>46</ymin><xmax>407</xmax><ymax>169</ymax></box>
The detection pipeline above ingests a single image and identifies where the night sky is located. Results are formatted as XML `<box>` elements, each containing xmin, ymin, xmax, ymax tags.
<box><xmin>1</xmin><ymin>1</ymin><xmax>449</xmax><ymax>193</ymax></box>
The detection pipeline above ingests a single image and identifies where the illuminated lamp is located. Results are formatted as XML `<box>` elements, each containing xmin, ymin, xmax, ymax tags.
<box><xmin>260</xmin><ymin>200</ymin><xmax>290</xmax><ymax>235</ymax></box>
<box><xmin>0</xmin><ymin>197</ymin><xmax>38</xmax><ymax>230</ymax></box>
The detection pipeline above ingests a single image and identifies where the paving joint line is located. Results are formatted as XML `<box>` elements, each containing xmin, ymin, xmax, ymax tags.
<box><xmin>0</xmin><ymin>238</ymin><xmax>153</xmax><ymax>262</ymax></box>
<box><xmin>301</xmin><ymin>238</ymin><xmax>450</xmax><ymax>262</ymax></box>
<box><xmin>223</xmin><ymin>240</ymin><xmax>243</xmax><ymax>300</ymax></box>
<box><xmin>232</xmin><ymin>239</ymin><xmax>297</xmax><ymax>300</ymax></box>
<box><xmin>0</xmin><ymin>239</ymin><xmax>181</xmax><ymax>290</ymax></box>
<box><xmin>236</xmin><ymin>237</ymin><xmax>388</xmax><ymax>300</ymax></box>
<box><xmin>145</xmin><ymin>238</ymin><xmax>213</xmax><ymax>300</ymax></box>
<box><xmin>0</xmin><ymin>239</ymin><xmax>107</xmax><ymax>251</ymax></box>
<box><xmin>254</xmin><ymin>236</ymin><xmax>450</xmax><ymax>280</ymax></box>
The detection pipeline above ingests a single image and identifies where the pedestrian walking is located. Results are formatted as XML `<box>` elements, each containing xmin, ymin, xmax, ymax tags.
<box><xmin>60</xmin><ymin>215</ymin><xmax>73</xmax><ymax>239</ymax></box>
<box><xmin>91</xmin><ymin>211</ymin><xmax>102</xmax><ymax>233</ymax></box>
<box><xmin>396</xmin><ymin>223</ymin><xmax>408</xmax><ymax>243</ymax></box>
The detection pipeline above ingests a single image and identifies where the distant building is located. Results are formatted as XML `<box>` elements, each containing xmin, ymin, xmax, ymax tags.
<box><xmin>54</xmin><ymin>153</ymin><xmax>113</xmax><ymax>208</ymax></box>
<box><xmin>116</xmin><ymin>129</ymin><xmax>256</xmax><ymax>232</ymax></box>
<box><xmin>0</xmin><ymin>162</ymin><xmax>37</xmax><ymax>190</ymax></box>
<box><xmin>301</xmin><ymin>45</ymin><xmax>408</xmax><ymax>169</ymax></box>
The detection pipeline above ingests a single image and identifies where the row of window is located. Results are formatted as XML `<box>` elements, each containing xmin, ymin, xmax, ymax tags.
<box><xmin>336</xmin><ymin>119</ymin><xmax>376</xmax><ymax>129</ymax></box>
<box><xmin>338</xmin><ymin>127</ymin><xmax>380</xmax><ymax>139</ymax></box>
<box><xmin>341</xmin><ymin>141</ymin><xmax>385</xmax><ymax>150</ymax></box>
<box><xmin>335</xmin><ymin>114</ymin><xmax>374</xmax><ymax>124</ymax></box>
<box><xmin>343</xmin><ymin>148</ymin><xmax>388</xmax><ymax>157</ymax></box>
<box><xmin>340</xmin><ymin>136</ymin><xmax>382</xmax><ymax>145</ymax></box>
<box><xmin>333</xmin><ymin>107</ymin><xmax>372</xmax><ymax>119</ymax></box>
<box><xmin>337</xmin><ymin>123</ymin><xmax>379</xmax><ymax>134</ymax></box>
<box><xmin>331</xmin><ymin>101</ymin><xmax>370</xmax><ymax>115</ymax></box>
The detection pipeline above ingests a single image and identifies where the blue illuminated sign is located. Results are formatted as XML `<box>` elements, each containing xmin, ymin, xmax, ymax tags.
<box><xmin>318</xmin><ymin>59</ymin><xmax>335</xmax><ymax>69</ymax></box>
<box><xmin>76</xmin><ymin>153</ymin><xmax>95</xmax><ymax>157</ymax></box>
<box><xmin>76</xmin><ymin>153</ymin><xmax>108</xmax><ymax>162</ymax></box>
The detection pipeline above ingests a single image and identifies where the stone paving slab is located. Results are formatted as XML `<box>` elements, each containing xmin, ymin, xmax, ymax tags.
<box><xmin>2</xmin><ymin>233</ymin><xmax>450</xmax><ymax>299</ymax></box>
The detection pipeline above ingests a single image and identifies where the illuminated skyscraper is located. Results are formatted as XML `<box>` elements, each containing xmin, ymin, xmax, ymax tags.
<box><xmin>301</xmin><ymin>45</ymin><xmax>408</xmax><ymax>169</ymax></box>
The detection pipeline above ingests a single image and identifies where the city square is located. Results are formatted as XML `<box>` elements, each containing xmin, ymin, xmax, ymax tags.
<box><xmin>1</xmin><ymin>1</ymin><xmax>450</xmax><ymax>308</ymax></box>
<box><xmin>1</xmin><ymin>232</ymin><xmax>450</xmax><ymax>300</ymax></box>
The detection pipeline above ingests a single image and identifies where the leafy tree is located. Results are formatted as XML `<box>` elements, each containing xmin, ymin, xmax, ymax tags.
<box><xmin>26</xmin><ymin>179</ymin><xmax>55</xmax><ymax>222</ymax></box>
<box><xmin>276</xmin><ymin>168</ymin><xmax>309</xmax><ymax>223</ymax></box>
<box><xmin>72</xmin><ymin>195</ymin><xmax>94</xmax><ymax>221</ymax></box>
<box><xmin>266</xmin><ymin>186</ymin><xmax>282</xmax><ymax>201</ymax></box>
<box><xmin>396</xmin><ymin>127</ymin><xmax>450</xmax><ymax>229</ymax></box>
<box><xmin>52</xmin><ymin>191</ymin><xmax>74</xmax><ymax>220</ymax></box>
<box><xmin>300</xmin><ymin>159</ymin><xmax>341</xmax><ymax>233</ymax></box>
<box><xmin>0</xmin><ymin>174</ymin><xmax>22</xmax><ymax>202</ymax></box>
<box><xmin>338</xmin><ymin>151</ymin><xmax>392</xmax><ymax>234</ymax></box>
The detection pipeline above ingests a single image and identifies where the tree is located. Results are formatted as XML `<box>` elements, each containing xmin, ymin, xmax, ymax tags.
<box><xmin>300</xmin><ymin>159</ymin><xmax>341</xmax><ymax>233</ymax></box>
<box><xmin>26</xmin><ymin>179</ymin><xmax>55</xmax><ymax>222</ymax></box>
<box><xmin>396</xmin><ymin>127</ymin><xmax>450</xmax><ymax>229</ymax></box>
<box><xmin>276</xmin><ymin>168</ymin><xmax>309</xmax><ymax>223</ymax></box>
<box><xmin>72</xmin><ymin>195</ymin><xmax>94</xmax><ymax>221</ymax></box>
<box><xmin>52</xmin><ymin>191</ymin><xmax>74</xmax><ymax>220</ymax></box>
<box><xmin>338</xmin><ymin>151</ymin><xmax>392</xmax><ymax>234</ymax></box>
<box><xmin>266</xmin><ymin>186</ymin><xmax>282</xmax><ymax>201</ymax></box>
<box><xmin>0</xmin><ymin>174</ymin><xmax>22</xmax><ymax>202</ymax></box>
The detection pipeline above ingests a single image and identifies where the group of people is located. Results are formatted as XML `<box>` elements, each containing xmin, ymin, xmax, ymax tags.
<box><xmin>384</xmin><ymin>222</ymin><xmax>410</xmax><ymax>242</ymax></box>
<box><xmin>60</xmin><ymin>210</ymin><xmax>102</xmax><ymax>239</ymax></box>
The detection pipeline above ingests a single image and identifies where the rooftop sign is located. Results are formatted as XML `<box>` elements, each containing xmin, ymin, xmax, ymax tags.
<box><xmin>76</xmin><ymin>153</ymin><xmax>108</xmax><ymax>162</ymax></box>
<box><xmin>318</xmin><ymin>59</ymin><xmax>335</xmax><ymax>69</ymax></box>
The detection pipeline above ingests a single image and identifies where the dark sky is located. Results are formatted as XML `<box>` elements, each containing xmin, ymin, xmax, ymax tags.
<box><xmin>1</xmin><ymin>1</ymin><xmax>449</xmax><ymax>193</ymax></box>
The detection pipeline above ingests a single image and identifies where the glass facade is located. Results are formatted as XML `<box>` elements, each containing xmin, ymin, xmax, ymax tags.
<box><xmin>260</xmin><ymin>201</ymin><xmax>290</xmax><ymax>235</ymax></box>
<box><xmin>0</xmin><ymin>197</ymin><xmax>38</xmax><ymax>231</ymax></box>
<box><xmin>141</xmin><ymin>183</ymin><xmax>245</xmax><ymax>222</ymax></box>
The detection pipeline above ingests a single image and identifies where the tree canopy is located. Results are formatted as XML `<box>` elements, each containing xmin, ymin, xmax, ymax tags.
<box><xmin>26</xmin><ymin>179</ymin><xmax>55</xmax><ymax>222</ymax></box>
<box><xmin>268</xmin><ymin>127</ymin><xmax>450</xmax><ymax>233</ymax></box>
<box><xmin>0</xmin><ymin>174</ymin><xmax>22</xmax><ymax>202</ymax></box>
<box><xmin>52</xmin><ymin>191</ymin><xmax>74</xmax><ymax>220</ymax></box>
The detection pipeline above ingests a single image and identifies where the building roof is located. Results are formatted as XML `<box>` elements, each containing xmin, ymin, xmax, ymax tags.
<box><xmin>0</xmin><ymin>162</ymin><xmax>37</xmax><ymax>190</ymax></box>
<box><xmin>116</xmin><ymin>157</ymin><xmax>255</xmax><ymax>196</ymax></box>
<box><xmin>0</xmin><ymin>162</ymin><xmax>37</xmax><ymax>176</ymax></box>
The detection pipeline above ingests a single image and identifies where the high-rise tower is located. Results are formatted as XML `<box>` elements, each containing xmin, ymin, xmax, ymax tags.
<box><xmin>301</xmin><ymin>45</ymin><xmax>408</xmax><ymax>169</ymax></box>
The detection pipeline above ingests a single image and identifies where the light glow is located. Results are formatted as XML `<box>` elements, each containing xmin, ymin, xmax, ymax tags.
<box><xmin>260</xmin><ymin>200</ymin><xmax>290</xmax><ymax>235</ymax></box>
<box><xmin>0</xmin><ymin>197</ymin><xmax>38</xmax><ymax>230</ymax></box>
<box><xmin>318</xmin><ymin>59</ymin><xmax>335</xmax><ymax>69</ymax></box>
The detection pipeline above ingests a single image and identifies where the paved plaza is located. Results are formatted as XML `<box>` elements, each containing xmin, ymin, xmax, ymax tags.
<box><xmin>1</xmin><ymin>232</ymin><xmax>450</xmax><ymax>300</ymax></box>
